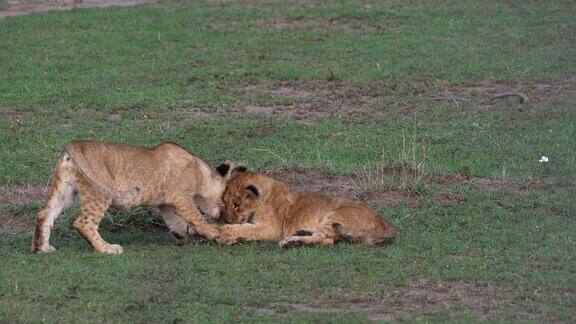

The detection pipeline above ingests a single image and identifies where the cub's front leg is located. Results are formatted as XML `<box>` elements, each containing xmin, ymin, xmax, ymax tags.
<box><xmin>158</xmin><ymin>205</ymin><xmax>193</xmax><ymax>245</ymax></box>
<box><xmin>170</xmin><ymin>200</ymin><xmax>219</xmax><ymax>241</ymax></box>
<box><xmin>217</xmin><ymin>224</ymin><xmax>280</xmax><ymax>245</ymax></box>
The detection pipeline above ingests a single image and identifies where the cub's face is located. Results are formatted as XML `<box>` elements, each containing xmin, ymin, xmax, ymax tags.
<box><xmin>195</xmin><ymin>196</ymin><xmax>222</xmax><ymax>221</ymax></box>
<box><xmin>222</xmin><ymin>173</ymin><xmax>260</xmax><ymax>224</ymax></box>
<box><xmin>200</xmin><ymin>162</ymin><xmax>247</xmax><ymax>220</ymax></box>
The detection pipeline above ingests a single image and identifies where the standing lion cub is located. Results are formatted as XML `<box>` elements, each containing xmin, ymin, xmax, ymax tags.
<box><xmin>217</xmin><ymin>170</ymin><xmax>396</xmax><ymax>248</ymax></box>
<box><xmin>32</xmin><ymin>140</ymin><xmax>243</xmax><ymax>254</ymax></box>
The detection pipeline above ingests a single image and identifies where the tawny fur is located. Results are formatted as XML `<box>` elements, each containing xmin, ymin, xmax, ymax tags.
<box><xmin>217</xmin><ymin>171</ymin><xmax>396</xmax><ymax>248</ymax></box>
<box><xmin>32</xmin><ymin>140</ymin><xmax>240</xmax><ymax>254</ymax></box>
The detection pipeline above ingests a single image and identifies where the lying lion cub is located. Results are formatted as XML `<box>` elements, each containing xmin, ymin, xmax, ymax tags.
<box><xmin>32</xmin><ymin>140</ymin><xmax>243</xmax><ymax>254</ymax></box>
<box><xmin>217</xmin><ymin>170</ymin><xmax>396</xmax><ymax>248</ymax></box>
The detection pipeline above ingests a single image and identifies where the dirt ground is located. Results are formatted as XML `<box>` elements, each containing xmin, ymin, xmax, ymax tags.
<box><xmin>0</xmin><ymin>183</ymin><xmax>48</xmax><ymax>205</ymax></box>
<box><xmin>257</xmin><ymin>17</ymin><xmax>398</xmax><ymax>32</ymax></box>
<box><xmin>431</xmin><ymin>77</ymin><xmax>576</xmax><ymax>104</ymax></box>
<box><xmin>180</xmin><ymin>78</ymin><xmax>576</xmax><ymax>122</ymax></box>
<box><xmin>0</xmin><ymin>0</ymin><xmax>152</xmax><ymax>18</ymax></box>
<box><xmin>248</xmin><ymin>280</ymin><xmax>505</xmax><ymax>320</ymax></box>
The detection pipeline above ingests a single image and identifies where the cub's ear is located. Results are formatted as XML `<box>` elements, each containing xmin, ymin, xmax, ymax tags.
<box><xmin>245</xmin><ymin>185</ymin><xmax>259</xmax><ymax>199</ymax></box>
<box><xmin>215</xmin><ymin>161</ymin><xmax>248</xmax><ymax>178</ymax></box>
<box><xmin>231</xmin><ymin>163</ymin><xmax>248</xmax><ymax>177</ymax></box>
<box><xmin>215</xmin><ymin>162</ymin><xmax>231</xmax><ymax>177</ymax></box>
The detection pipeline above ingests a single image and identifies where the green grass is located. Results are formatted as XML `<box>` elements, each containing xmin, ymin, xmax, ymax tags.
<box><xmin>1</xmin><ymin>0</ymin><xmax>575</xmax><ymax>322</ymax></box>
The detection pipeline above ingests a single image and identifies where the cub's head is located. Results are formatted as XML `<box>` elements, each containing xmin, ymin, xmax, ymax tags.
<box><xmin>199</xmin><ymin>161</ymin><xmax>247</xmax><ymax>220</ymax></box>
<box><xmin>222</xmin><ymin>171</ymin><xmax>264</xmax><ymax>224</ymax></box>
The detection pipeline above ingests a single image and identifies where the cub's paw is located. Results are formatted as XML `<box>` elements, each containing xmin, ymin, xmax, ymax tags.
<box><xmin>199</xmin><ymin>226</ymin><xmax>219</xmax><ymax>241</ymax></box>
<box><xmin>100</xmin><ymin>244</ymin><xmax>124</xmax><ymax>255</ymax></box>
<box><xmin>175</xmin><ymin>239</ymin><xmax>188</xmax><ymax>247</ymax></box>
<box><xmin>216</xmin><ymin>226</ymin><xmax>239</xmax><ymax>245</ymax></box>
<box><xmin>296</xmin><ymin>229</ymin><xmax>313</xmax><ymax>236</ymax></box>
<box><xmin>170</xmin><ymin>231</ymin><xmax>189</xmax><ymax>246</ymax></box>
<box><xmin>32</xmin><ymin>244</ymin><xmax>57</xmax><ymax>253</ymax></box>
<box><xmin>280</xmin><ymin>238</ymin><xmax>303</xmax><ymax>249</ymax></box>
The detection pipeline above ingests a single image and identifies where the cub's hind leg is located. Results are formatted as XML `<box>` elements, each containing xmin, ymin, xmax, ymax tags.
<box><xmin>322</xmin><ymin>206</ymin><xmax>395</xmax><ymax>245</ymax></box>
<box><xmin>279</xmin><ymin>228</ymin><xmax>337</xmax><ymax>249</ymax></box>
<box><xmin>278</xmin><ymin>204</ymin><xmax>393</xmax><ymax>248</ymax></box>
<box><xmin>72</xmin><ymin>175</ymin><xmax>120</xmax><ymax>254</ymax></box>
<box><xmin>158</xmin><ymin>204</ymin><xmax>193</xmax><ymax>245</ymax></box>
<box><xmin>32</xmin><ymin>153</ymin><xmax>77</xmax><ymax>253</ymax></box>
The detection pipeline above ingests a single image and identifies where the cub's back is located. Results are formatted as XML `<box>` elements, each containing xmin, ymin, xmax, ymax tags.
<box><xmin>69</xmin><ymin>141</ymin><xmax>160</xmax><ymax>179</ymax></box>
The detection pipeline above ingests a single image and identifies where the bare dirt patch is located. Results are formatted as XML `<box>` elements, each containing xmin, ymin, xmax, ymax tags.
<box><xmin>0</xmin><ymin>210</ymin><xmax>34</xmax><ymax>234</ymax></box>
<box><xmin>108</xmin><ymin>111</ymin><xmax>121</xmax><ymax>121</ymax></box>
<box><xmin>470</xmin><ymin>178</ymin><xmax>515</xmax><ymax>192</ymax></box>
<box><xmin>267</xmin><ymin>168</ymin><xmax>355</xmax><ymax>197</ymax></box>
<box><xmin>258</xmin><ymin>18</ymin><xmax>397</xmax><ymax>33</ymax></box>
<box><xmin>358</xmin><ymin>189</ymin><xmax>420</xmax><ymax>208</ymax></box>
<box><xmin>248</xmin><ymin>280</ymin><xmax>501</xmax><ymax>320</ymax></box>
<box><xmin>0</xmin><ymin>183</ymin><xmax>48</xmax><ymax>205</ymax></box>
<box><xmin>433</xmin><ymin>173</ymin><xmax>519</xmax><ymax>192</ymax></box>
<box><xmin>372</xmin><ymin>280</ymin><xmax>499</xmax><ymax>320</ymax></box>
<box><xmin>432</xmin><ymin>78</ymin><xmax>576</xmax><ymax>104</ymax></box>
<box><xmin>431</xmin><ymin>172</ymin><xmax>573</xmax><ymax>195</ymax></box>
<box><xmin>0</xmin><ymin>108</ymin><xmax>34</xmax><ymax>125</ymax></box>
<box><xmin>261</xmin><ymin>81</ymin><xmax>391</xmax><ymax>121</ymax></box>
<box><xmin>183</xmin><ymin>81</ymin><xmax>392</xmax><ymax>122</ymax></box>
<box><xmin>185</xmin><ymin>78</ymin><xmax>576</xmax><ymax>121</ymax></box>
<box><xmin>434</xmin><ymin>192</ymin><xmax>465</xmax><ymax>205</ymax></box>
<box><xmin>0</xmin><ymin>0</ymin><xmax>153</xmax><ymax>19</ymax></box>
<box><xmin>431</xmin><ymin>172</ymin><xmax>471</xmax><ymax>188</ymax></box>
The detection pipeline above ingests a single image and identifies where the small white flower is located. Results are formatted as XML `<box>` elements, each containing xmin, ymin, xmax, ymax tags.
<box><xmin>538</xmin><ymin>156</ymin><xmax>549</xmax><ymax>163</ymax></box>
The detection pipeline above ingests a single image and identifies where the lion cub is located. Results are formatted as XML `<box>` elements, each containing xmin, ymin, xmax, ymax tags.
<box><xmin>217</xmin><ymin>171</ymin><xmax>396</xmax><ymax>248</ymax></box>
<box><xmin>32</xmin><ymin>140</ymin><xmax>243</xmax><ymax>254</ymax></box>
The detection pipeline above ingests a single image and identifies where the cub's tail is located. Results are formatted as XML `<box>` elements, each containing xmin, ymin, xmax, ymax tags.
<box><xmin>373</xmin><ymin>216</ymin><xmax>396</xmax><ymax>244</ymax></box>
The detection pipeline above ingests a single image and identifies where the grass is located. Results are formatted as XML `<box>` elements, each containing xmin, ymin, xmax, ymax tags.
<box><xmin>1</xmin><ymin>0</ymin><xmax>575</xmax><ymax>322</ymax></box>
<box><xmin>354</xmin><ymin>133</ymin><xmax>430</xmax><ymax>196</ymax></box>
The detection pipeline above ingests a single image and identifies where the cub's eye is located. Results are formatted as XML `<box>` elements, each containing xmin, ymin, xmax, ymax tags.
<box><xmin>233</xmin><ymin>202</ymin><xmax>241</xmax><ymax>211</ymax></box>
